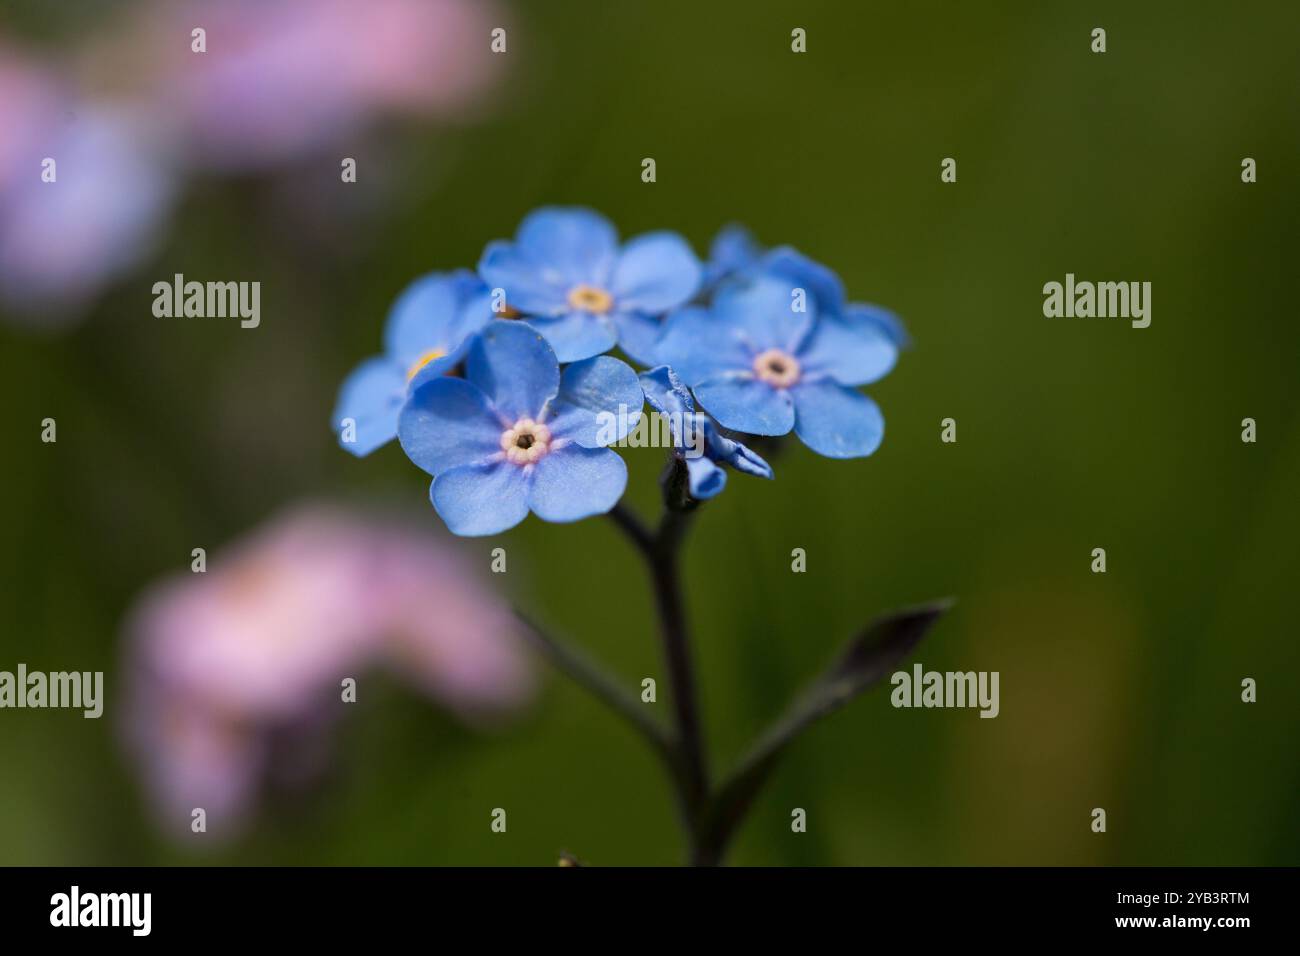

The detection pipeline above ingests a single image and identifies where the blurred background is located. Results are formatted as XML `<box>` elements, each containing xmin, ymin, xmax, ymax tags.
<box><xmin>1</xmin><ymin>0</ymin><xmax>1297</xmax><ymax>866</ymax></box>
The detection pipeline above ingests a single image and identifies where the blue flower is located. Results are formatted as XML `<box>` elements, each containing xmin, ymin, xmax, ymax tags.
<box><xmin>333</xmin><ymin>270</ymin><xmax>489</xmax><ymax>456</ymax></box>
<box><xmin>479</xmin><ymin>207</ymin><xmax>703</xmax><ymax>365</ymax></box>
<box><xmin>653</xmin><ymin>274</ymin><xmax>897</xmax><ymax>459</ymax></box>
<box><xmin>703</xmin><ymin>224</ymin><xmax>763</xmax><ymax>289</ymax></box>
<box><xmin>397</xmin><ymin>321</ymin><xmax>643</xmax><ymax>536</ymax></box>
<box><xmin>639</xmin><ymin>366</ymin><xmax>773</xmax><ymax>500</ymax></box>
<box><xmin>704</xmin><ymin>224</ymin><xmax>910</xmax><ymax>348</ymax></box>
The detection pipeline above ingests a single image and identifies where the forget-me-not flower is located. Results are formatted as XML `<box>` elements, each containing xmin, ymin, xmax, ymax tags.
<box><xmin>639</xmin><ymin>365</ymin><xmax>773</xmax><ymax>500</ymax></box>
<box><xmin>654</xmin><ymin>274</ymin><xmax>897</xmax><ymax>459</ymax></box>
<box><xmin>702</xmin><ymin>224</ymin><xmax>763</xmax><ymax>290</ymax></box>
<box><xmin>479</xmin><ymin>206</ymin><xmax>702</xmax><ymax>364</ymax></box>
<box><xmin>333</xmin><ymin>270</ymin><xmax>489</xmax><ymax>456</ymax></box>
<box><xmin>398</xmin><ymin>321</ymin><xmax>643</xmax><ymax>536</ymax></box>
<box><xmin>704</xmin><ymin>224</ymin><xmax>910</xmax><ymax>348</ymax></box>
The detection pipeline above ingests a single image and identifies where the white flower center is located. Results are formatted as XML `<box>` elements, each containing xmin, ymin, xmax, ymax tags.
<box><xmin>500</xmin><ymin>418</ymin><xmax>552</xmax><ymax>465</ymax></box>
<box><xmin>752</xmin><ymin>348</ymin><xmax>801</xmax><ymax>388</ymax></box>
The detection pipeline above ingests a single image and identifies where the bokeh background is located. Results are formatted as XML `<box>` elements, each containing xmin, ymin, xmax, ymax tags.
<box><xmin>1</xmin><ymin>0</ymin><xmax>1297</xmax><ymax>865</ymax></box>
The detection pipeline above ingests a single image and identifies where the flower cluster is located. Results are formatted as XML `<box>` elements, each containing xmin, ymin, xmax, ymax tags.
<box><xmin>335</xmin><ymin>207</ymin><xmax>905</xmax><ymax>535</ymax></box>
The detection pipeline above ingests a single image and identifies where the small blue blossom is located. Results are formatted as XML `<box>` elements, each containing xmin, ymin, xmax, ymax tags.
<box><xmin>639</xmin><ymin>366</ymin><xmax>773</xmax><ymax>500</ymax></box>
<box><xmin>333</xmin><ymin>270</ymin><xmax>489</xmax><ymax>456</ymax></box>
<box><xmin>397</xmin><ymin>321</ymin><xmax>644</xmax><ymax>536</ymax></box>
<box><xmin>479</xmin><ymin>207</ymin><xmax>703</xmax><ymax>365</ymax></box>
<box><xmin>704</xmin><ymin>224</ymin><xmax>910</xmax><ymax>348</ymax></box>
<box><xmin>654</xmin><ymin>274</ymin><xmax>897</xmax><ymax>459</ymax></box>
<box><xmin>702</xmin><ymin>224</ymin><xmax>763</xmax><ymax>290</ymax></box>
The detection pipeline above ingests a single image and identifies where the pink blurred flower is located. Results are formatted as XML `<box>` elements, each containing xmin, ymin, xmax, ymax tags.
<box><xmin>127</xmin><ymin>688</ymin><xmax>270</xmax><ymax>832</ymax></box>
<box><xmin>0</xmin><ymin>52</ymin><xmax>173</xmax><ymax>321</ymax></box>
<box><xmin>0</xmin><ymin>104</ymin><xmax>175</xmax><ymax>322</ymax></box>
<box><xmin>153</xmin><ymin>0</ymin><xmax>504</xmax><ymax>170</ymax></box>
<box><xmin>0</xmin><ymin>51</ymin><xmax>60</xmax><ymax>184</ymax></box>
<box><xmin>122</xmin><ymin>506</ymin><xmax>532</xmax><ymax>839</ymax></box>
<box><xmin>0</xmin><ymin>0</ymin><xmax>506</xmax><ymax>319</ymax></box>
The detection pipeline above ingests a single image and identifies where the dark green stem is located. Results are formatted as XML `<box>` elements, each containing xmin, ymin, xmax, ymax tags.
<box><xmin>607</xmin><ymin>502</ymin><xmax>712</xmax><ymax>862</ymax></box>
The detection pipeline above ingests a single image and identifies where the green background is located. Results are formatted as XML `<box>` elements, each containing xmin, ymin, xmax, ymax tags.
<box><xmin>1</xmin><ymin>0</ymin><xmax>1297</xmax><ymax>865</ymax></box>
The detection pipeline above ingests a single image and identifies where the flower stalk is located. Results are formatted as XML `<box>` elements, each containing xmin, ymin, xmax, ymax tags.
<box><xmin>527</xmin><ymin>499</ymin><xmax>952</xmax><ymax>865</ymax></box>
<box><xmin>608</xmin><ymin>501</ymin><xmax>712</xmax><ymax>859</ymax></box>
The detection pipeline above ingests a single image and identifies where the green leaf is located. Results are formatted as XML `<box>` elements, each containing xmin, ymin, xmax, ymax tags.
<box><xmin>700</xmin><ymin>599</ymin><xmax>953</xmax><ymax>862</ymax></box>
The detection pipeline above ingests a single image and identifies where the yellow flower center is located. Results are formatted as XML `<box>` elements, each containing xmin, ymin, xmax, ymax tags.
<box><xmin>752</xmin><ymin>348</ymin><xmax>801</xmax><ymax>388</ymax></box>
<box><xmin>567</xmin><ymin>284</ymin><xmax>614</xmax><ymax>314</ymax></box>
<box><xmin>406</xmin><ymin>347</ymin><xmax>448</xmax><ymax>382</ymax></box>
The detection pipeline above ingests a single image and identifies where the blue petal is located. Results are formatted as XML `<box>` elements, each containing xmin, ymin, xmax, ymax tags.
<box><xmin>405</xmin><ymin>338</ymin><xmax>472</xmax><ymax>392</ymax></box>
<box><xmin>332</xmin><ymin>356</ymin><xmax>406</xmax><ymax>457</ymax></box>
<box><xmin>527</xmin><ymin>445</ymin><xmax>627</xmax><ymax>523</ymax></box>
<box><xmin>713</xmin><ymin>273</ymin><xmax>816</xmax><ymax>355</ymax></box>
<box><xmin>522</xmin><ymin>310</ymin><xmax>617</xmax><ymax>363</ymax></box>
<box><xmin>791</xmin><ymin>380</ymin><xmax>884</xmax><ymax>458</ymax></box>
<box><xmin>397</xmin><ymin>377</ymin><xmax>503</xmax><ymax>476</ymax></box>
<box><xmin>694</xmin><ymin>374</ymin><xmax>795</xmax><ymax>436</ymax></box>
<box><xmin>478</xmin><ymin>239</ymin><xmax>571</xmax><ymax>316</ymax></box>
<box><xmin>517</xmin><ymin>206</ymin><xmax>619</xmax><ymax>287</ymax></box>
<box><xmin>464</xmin><ymin>285</ymin><xmax>508</xmax><ymax>323</ymax></box>
<box><xmin>611</xmin><ymin>231</ymin><xmax>702</xmax><ymax>313</ymax></box>
<box><xmin>640</xmin><ymin>366</ymin><xmax>773</xmax><ymax>494</ymax></box>
<box><xmin>652</xmin><ymin>305</ymin><xmax>753</xmax><ymax>384</ymax></box>
<box><xmin>431</xmin><ymin>461</ymin><xmax>530</xmax><ymax>536</ymax></box>
<box><xmin>725</xmin><ymin>441</ymin><xmax>775</xmax><ymax>479</ymax></box>
<box><xmin>546</xmin><ymin>355</ymin><xmax>643</xmax><ymax>447</ymax></box>
<box><xmin>858</xmin><ymin>303</ymin><xmax>911</xmax><ymax>348</ymax></box>
<box><xmin>798</xmin><ymin>304</ymin><xmax>899</xmax><ymax>386</ymax></box>
<box><xmin>382</xmin><ymin>269</ymin><xmax>487</xmax><ymax>365</ymax></box>
<box><xmin>685</xmin><ymin>456</ymin><xmax>728</xmax><ymax>499</ymax></box>
<box><xmin>705</xmin><ymin>224</ymin><xmax>762</xmax><ymax>286</ymax></box>
<box><xmin>638</xmin><ymin>366</ymin><xmax>695</xmax><ymax>418</ymax></box>
<box><xmin>609</xmin><ymin>309</ymin><xmax>665</xmax><ymax>367</ymax></box>
<box><xmin>701</xmin><ymin>420</ymin><xmax>774</xmax><ymax>479</ymax></box>
<box><xmin>637</xmin><ymin>369</ymin><xmax>712</xmax><ymax>457</ymax></box>
<box><xmin>640</xmin><ymin>369</ymin><xmax>709</xmax><ymax>456</ymax></box>
<box><xmin>466</xmin><ymin>321</ymin><xmax>560</xmax><ymax>421</ymax></box>
<box><xmin>761</xmin><ymin>246</ymin><xmax>846</xmax><ymax>315</ymax></box>
<box><xmin>677</xmin><ymin>411</ymin><xmax>711</xmax><ymax>458</ymax></box>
